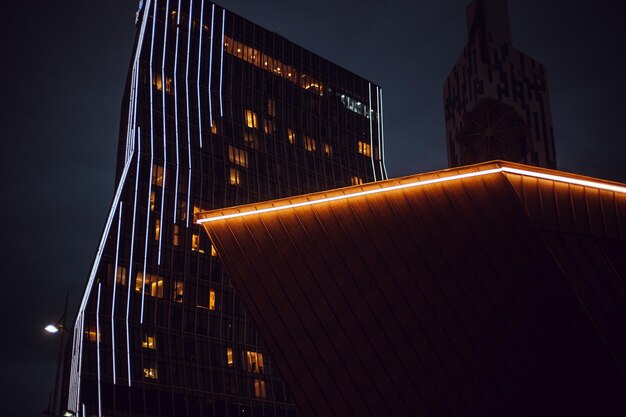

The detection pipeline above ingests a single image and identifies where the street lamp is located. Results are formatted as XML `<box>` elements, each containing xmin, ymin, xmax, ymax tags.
<box><xmin>44</xmin><ymin>292</ymin><xmax>69</xmax><ymax>417</ymax></box>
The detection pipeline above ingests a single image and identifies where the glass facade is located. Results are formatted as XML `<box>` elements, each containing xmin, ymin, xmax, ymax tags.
<box><xmin>64</xmin><ymin>1</ymin><xmax>386</xmax><ymax>417</ymax></box>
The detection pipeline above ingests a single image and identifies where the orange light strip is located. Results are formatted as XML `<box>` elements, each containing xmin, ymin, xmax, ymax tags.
<box><xmin>197</xmin><ymin>166</ymin><xmax>626</xmax><ymax>224</ymax></box>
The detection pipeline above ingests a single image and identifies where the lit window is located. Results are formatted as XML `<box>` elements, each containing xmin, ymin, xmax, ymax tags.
<box><xmin>254</xmin><ymin>379</ymin><xmax>267</xmax><ymax>399</ymax></box>
<box><xmin>227</xmin><ymin>347</ymin><xmax>234</xmax><ymax>367</ymax></box>
<box><xmin>245</xmin><ymin>109</ymin><xmax>258</xmax><ymax>129</ymax></box>
<box><xmin>287</xmin><ymin>128</ymin><xmax>296</xmax><ymax>144</ymax></box>
<box><xmin>108</xmin><ymin>264</ymin><xmax>127</xmax><ymax>286</ymax></box>
<box><xmin>211</xmin><ymin>122</ymin><xmax>218</xmax><ymax>134</ymax></box>
<box><xmin>178</xmin><ymin>199</ymin><xmax>187</xmax><ymax>221</ymax></box>
<box><xmin>173</xmin><ymin>281</ymin><xmax>184</xmax><ymax>303</ymax></box>
<box><xmin>351</xmin><ymin>176</ymin><xmax>364</xmax><ymax>186</ymax></box>
<box><xmin>303</xmin><ymin>135</ymin><xmax>316</xmax><ymax>152</ymax></box>
<box><xmin>150</xmin><ymin>191</ymin><xmax>156</xmax><ymax>211</ymax></box>
<box><xmin>246</xmin><ymin>351</ymin><xmax>265</xmax><ymax>373</ymax></box>
<box><xmin>229</xmin><ymin>168</ymin><xmax>241</xmax><ymax>186</ymax></box>
<box><xmin>173</xmin><ymin>224</ymin><xmax>180</xmax><ymax>246</ymax></box>
<box><xmin>267</xmin><ymin>99</ymin><xmax>276</xmax><ymax>117</ymax></box>
<box><xmin>154</xmin><ymin>219</ymin><xmax>160</xmax><ymax>241</ymax></box>
<box><xmin>142</xmin><ymin>334</ymin><xmax>156</xmax><ymax>349</ymax></box>
<box><xmin>152</xmin><ymin>164</ymin><xmax>164</xmax><ymax>187</ymax></box>
<box><xmin>135</xmin><ymin>273</ymin><xmax>164</xmax><ymax>298</ymax></box>
<box><xmin>153</xmin><ymin>72</ymin><xmax>163</xmax><ymax>91</ymax></box>
<box><xmin>191</xmin><ymin>234</ymin><xmax>204</xmax><ymax>253</ymax></box>
<box><xmin>264</xmin><ymin>119</ymin><xmax>276</xmax><ymax>135</ymax></box>
<box><xmin>193</xmin><ymin>205</ymin><xmax>201</xmax><ymax>215</ymax></box>
<box><xmin>84</xmin><ymin>321</ymin><xmax>100</xmax><ymax>343</ymax></box>
<box><xmin>209</xmin><ymin>289</ymin><xmax>216</xmax><ymax>311</ymax></box>
<box><xmin>143</xmin><ymin>367</ymin><xmax>158</xmax><ymax>379</ymax></box>
<box><xmin>228</xmin><ymin>145</ymin><xmax>248</xmax><ymax>167</ymax></box>
<box><xmin>357</xmin><ymin>140</ymin><xmax>372</xmax><ymax>157</ymax></box>
<box><xmin>165</xmin><ymin>76</ymin><xmax>173</xmax><ymax>94</ymax></box>
<box><xmin>323</xmin><ymin>143</ymin><xmax>332</xmax><ymax>157</ymax></box>
<box><xmin>211</xmin><ymin>244</ymin><xmax>218</xmax><ymax>257</ymax></box>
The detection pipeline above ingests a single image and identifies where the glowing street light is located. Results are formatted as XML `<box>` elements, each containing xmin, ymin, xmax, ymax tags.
<box><xmin>44</xmin><ymin>324</ymin><xmax>62</xmax><ymax>334</ymax></box>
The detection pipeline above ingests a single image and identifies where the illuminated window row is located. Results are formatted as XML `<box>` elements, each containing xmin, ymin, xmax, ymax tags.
<box><xmin>225</xmin><ymin>36</ymin><xmax>324</xmax><ymax>96</ymax></box>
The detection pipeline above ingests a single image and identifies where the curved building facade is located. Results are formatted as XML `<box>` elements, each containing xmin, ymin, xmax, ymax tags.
<box><xmin>65</xmin><ymin>1</ymin><xmax>387</xmax><ymax>416</ymax></box>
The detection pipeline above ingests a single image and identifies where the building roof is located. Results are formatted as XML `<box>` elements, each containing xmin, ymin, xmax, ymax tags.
<box><xmin>197</xmin><ymin>161</ymin><xmax>626</xmax><ymax>417</ymax></box>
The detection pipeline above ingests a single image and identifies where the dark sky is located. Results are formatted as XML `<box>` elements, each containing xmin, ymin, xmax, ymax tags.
<box><xmin>1</xmin><ymin>0</ymin><xmax>624</xmax><ymax>415</ymax></box>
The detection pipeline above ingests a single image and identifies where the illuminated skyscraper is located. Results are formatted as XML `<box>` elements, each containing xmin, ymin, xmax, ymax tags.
<box><xmin>64</xmin><ymin>1</ymin><xmax>386</xmax><ymax>416</ymax></box>
<box><xmin>444</xmin><ymin>0</ymin><xmax>557</xmax><ymax>168</ymax></box>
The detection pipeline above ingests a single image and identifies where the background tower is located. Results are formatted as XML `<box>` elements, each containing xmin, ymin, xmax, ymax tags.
<box><xmin>63</xmin><ymin>1</ymin><xmax>386</xmax><ymax>416</ymax></box>
<box><xmin>444</xmin><ymin>0</ymin><xmax>557</xmax><ymax>168</ymax></box>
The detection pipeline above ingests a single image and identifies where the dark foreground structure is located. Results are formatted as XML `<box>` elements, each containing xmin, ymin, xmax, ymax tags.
<box><xmin>444</xmin><ymin>0</ymin><xmax>557</xmax><ymax>168</ymax></box>
<box><xmin>65</xmin><ymin>0</ymin><xmax>386</xmax><ymax>416</ymax></box>
<box><xmin>199</xmin><ymin>161</ymin><xmax>626</xmax><ymax>417</ymax></box>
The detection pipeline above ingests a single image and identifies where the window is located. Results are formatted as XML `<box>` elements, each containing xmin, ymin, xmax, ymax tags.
<box><xmin>191</xmin><ymin>233</ymin><xmax>204</xmax><ymax>253</ymax></box>
<box><xmin>178</xmin><ymin>199</ymin><xmax>187</xmax><ymax>221</ymax></box>
<box><xmin>267</xmin><ymin>99</ymin><xmax>276</xmax><ymax>117</ymax></box>
<box><xmin>246</xmin><ymin>351</ymin><xmax>265</xmax><ymax>373</ymax></box>
<box><xmin>107</xmin><ymin>264</ymin><xmax>127</xmax><ymax>286</ymax></box>
<box><xmin>84</xmin><ymin>321</ymin><xmax>100</xmax><ymax>343</ymax></box>
<box><xmin>351</xmin><ymin>176</ymin><xmax>364</xmax><ymax>186</ymax></box>
<box><xmin>357</xmin><ymin>140</ymin><xmax>372</xmax><ymax>157</ymax></box>
<box><xmin>228</xmin><ymin>145</ymin><xmax>248</xmax><ymax>167</ymax></box>
<box><xmin>210</xmin><ymin>244</ymin><xmax>218</xmax><ymax>257</ymax></box>
<box><xmin>323</xmin><ymin>143</ymin><xmax>332</xmax><ymax>157</ymax></box>
<box><xmin>135</xmin><ymin>273</ymin><xmax>164</xmax><ymax>298</ymax></box>
<box><xmin>173</xmin><ymin>224</ymin><xmax>180</xmax><ymax>246</ymax></box>
<box><xmin>243</xmin><ymin>131</ymin><xmax>260</xmax><ymax>150</ymax></box>
<box><xmin>227</xmin><ymin>347</ymin><xmax>234</xmax><ymax>367</ymax></box>
<box><xmin>142</xmin><ymin>334</ymin><xmax>156</xmax><ymax>349</ymax></box>
<box><xmin>154</xmin><ymin>219</ymin><xmax>160</xmax><ymax>241</ymax></box>
<box><xmin>150</xmin><ymin>191</ymin><xmax>156</xmax><ymax>211</ymax></box>
<box><xmin>173</xmin><ymin>281</ymin><xmax>184</xmax><ymax>303</ymax></box>
<box><xmin>152</xmin><ymin>164</ymin><xmax>164</xmax><ymax>187</ymax></box>
<box><xmin>209</xmin><ymin>289</ymin><xmax>216</xmax><ymax>311</ymax></box>
<box><xmin>143</xmin><ymin>367</ymin><xmax>158</xmax><ymax>379</ymax></box>
<box><xmin>287</xmin><ymin>128</ymin><xmax>296</xmax><ymax>144</ymax></box>
<box><xmin>303</xmin><ymin>135</ymin><xmax>316</xmax><ymax>152</ymax></box>
<box><xmin>211</xmin><ymin>121</ymin><xmax>218</xmax><ymax>134</ymax></box>
<box><xmin>152</xmin><ymin>73</ymin><xmax>172</xmax><ymax>94</ymax></box>
<box><xmin>245</xmin><ymin>109</ymin><xmax>258</xmax><ymax>129</ymax></box>
<box><xmin>264</xmin><ymin>119</ymin><xmax>276</xmax><ymax>135</ymax></box>
<box><xmin>229</xmin><ymin>168</ymin><xmax>241</xmax><ymax>186</ymax></box>
<box><xmin>253</xmin><ymin>379</ymin><xmax>267</xmax><ymax>399</ymax></box>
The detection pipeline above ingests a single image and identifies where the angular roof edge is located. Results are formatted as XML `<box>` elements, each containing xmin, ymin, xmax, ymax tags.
<box><xmin>196</xmin><ymin>160</ymin><xmax>626</xmax><ymax>224</ymax></box>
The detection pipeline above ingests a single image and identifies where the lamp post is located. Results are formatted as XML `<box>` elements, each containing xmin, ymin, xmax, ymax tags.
<box><xmin>44</xmin><ymin>291</ymin><xmax>71</xmax><ymax>417</ymax></box>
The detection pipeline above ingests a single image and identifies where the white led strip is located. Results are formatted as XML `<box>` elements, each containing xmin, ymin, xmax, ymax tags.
<box><xmin>219</xmin><ymin>9</ymin><xmax>225</xmax><ymax>116</ymax></box>
<box><xmin>96</xmin><ymin>283</ymin><xmax>102</xmax><ymax>417</ymax></box>
<box><xmin>367</xmin><ymin>82</ymin><xmax>377</xmax><ymax>182</ymax></box>
<box><xmin>197</xmin><ymin>0</ymin><xmax>205</xmax><ymax>148</ymax></box>
<box><xmin>198</xmin><ymin>166</ymin><xmax>626</xmax><ymax>224</ymax></box>
<box><xmin>111</xmin><ymin>202</ymin><xmax>123</xmax><ymax>385</ymax></box>
<box><xmin>173</xmin><ymin>0</ymin><xmax>182</xmax><ymax>222</ymax></box>
<box><xmin>379</xmin><ymin>88</ymin><xmax>389</xmax><ymax>180</ymax></box>
<box><xmin>185</xmin><ymin>0</ymin><xmax>194</xmax><ymax>227</ymax></box>
<box><xmin>208</xmin><ymin>4</ymin><xmax>215</xmax><ymax>127</ymax></box>
<box><xmin>159</xmin><ymin>0</ymin><xmax>170</xmax><ymax>262</ymax></box>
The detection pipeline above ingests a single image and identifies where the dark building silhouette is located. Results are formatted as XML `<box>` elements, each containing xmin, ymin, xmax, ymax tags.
<box><xmin>64</xmin><ymin>1</ymin><xmax>387</xmax><ymax>416</ymax></box>
<box><xmin>199</xmin><ymin>161</ymin><xmax>626</xmax><ymax>417</ymax></box>
<box><xmin>444</xmin><ymin>0</ymin><xmax>557</xmax><ymax>168</ymax></box>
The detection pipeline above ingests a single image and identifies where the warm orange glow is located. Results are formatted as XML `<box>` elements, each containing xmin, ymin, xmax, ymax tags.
<box><xmin>287</xmin><ymin>128</ymin><xmax>296</xmax><ymax>144</ymax></box>
<box><xmin>152</xmin><ymin>165</ymin><xmax>164</xmax><ymax>187</ymax></box>
<box><xmin>209</xmin><ymin>289</ymin><xmax>216</xmax><ymax>311</ymax></box>
<box><xmin>154</xmin><ymin>219</ymin><xmax>160</xmax><ymax>241</ymax></box>
<box><xmin>143</xmin><ymin>368</ymin><xmax>158</xmax><ymax>379</ymax></box>
<box><xmin>357</xmin><ymin>140</ymin><xmax>372</xmax><ymax>157</ymax></box>
<box><xmin>245</xmin><ymin>109</ymin><xmax>258</xmax><ymax>129</ymax></box>
<box><xmin>173</xmin><ymin>224</ymin><xmax>180</xmax><ymax>246</ymax></box>
<box><xmin>150</xmin><ymin>191</ymin><xmax>156</xmax><ymax>211</ymax></box>
<box><xmin>135</xmin><ymin>273</ymin><xmax>164</xmax><ymax>298</ymax></box>
<box><xmin>173</xmin><ymin>281</ymin><xmax>184</xmax><ymax>303</ymax></box>
<box><xmin>191</xmin><ymin>233</ymin><xmax>204</xmax><ymax>253</ymax></box>
<box><xmin>142</xmin><ymin>334</ymin><xmax>156</xmax><ymax>349</ymax></box>
<box><xmin>304</xmin><ymin>135</ymin><xmax>316</xmax><ymax>152</ymax></box>
<box><xmin>246</xmin><ymin>351</ymin><xmax>265</xmax><ymax>373</ymax></box>
<box><xmin>229</xmin><ymin>145</ymin><xmax>248</xmax><ymax>167</ymax></box>
<box><xmin>227</xmin><ymin>347</ymin><xmax>234</xmax><ymax>367</ymax></box>
<box><xmin>323</xmin><ymin>143</ymin><xmax>332</xmax><ymax>157</ymax></box>
<box><xmin>230</xmin><ymin>168</ymin><xmax>241</xmax><ymax>186</ymax></box>
<box><xmin>254</xmin><ymin>379</ymin><xmax>267</xmax><ymax>399</ymax></box>
<box><xmin>197</xmin><ymin>163</ymin><xmax>626</xmax><ymax>225</ymax></box>
<box><xmin>351</xmin><ymin>176</ymin><xmax>363</xmax><ymax>186</ymax></box>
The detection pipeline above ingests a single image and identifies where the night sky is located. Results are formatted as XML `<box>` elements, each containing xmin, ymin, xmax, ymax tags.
<box><xmin>1</xmin><ymin>0</ymin><xmax>625</xmax><ymax>415</ymax></box>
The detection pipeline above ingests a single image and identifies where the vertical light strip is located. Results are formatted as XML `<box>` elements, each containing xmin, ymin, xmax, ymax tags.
<box><xmin>111</xmin><ymin>202</ymin><xmax>123</xmax><ymax>385</ymax></box>
<box><xmin>159</xmin><ymin>0</ymin><xmax>170</xmax><ymax>258</ymax></box>
<box><xmin>173</xmin><ymin>0</ymin><xmax>182</xmax><ymax>223</ymax></box>
<box><xmin>375</xmin><ymin>86</ymin><xmax>384</xmax><ymax>180</ymax></box>
<box><xmin>208</xmin><ymin>4</ymin><xmax>215</xmax><ymax>128</ymax></box>
<box><xmin>96</xmin><ymin>283</ymin><xmax>102</xmax><ymax>417</ymax></box>
<box><xmin>219</xmin><ymin>9</ymin><xmax>225</xmax><ymax>116</ymax></box>
<box><xmin>197</xmin><ymin>0</ymin><xmax>205</xmax><ymax>148</ymax></box>
<box><xmin>184</xmin><ymin>0</ymin><xmax>194</xmax><ymax>228</ymax></box>
<box><xmin>126</xmin><ymin>126</ymin><xmax>142</xmax><ymax>386</ymax></box>
<box><xmin>76</xmin><ymin>314</ymin><xmax>85</xmax><ymax>414</ymax></box>
<box><xmin>368</xmin><ymin>82</ymin><xmax>377</xmax><ymax>181</ymax></box>
<box><xmin>379</xmin><ymin>88</ymin><xmax>389</xmax><ymax>180</ymax></box>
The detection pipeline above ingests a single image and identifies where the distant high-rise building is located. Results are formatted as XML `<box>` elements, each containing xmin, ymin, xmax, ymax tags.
<box><xmin>63</xmin><ymin>1</ymin><xmax>386</xmax><ymax>416</ymax></box>
<box><xmin>444</xmin><ymin>0</ymin><xmax>557</xmax><ymax>168</ymax></box>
